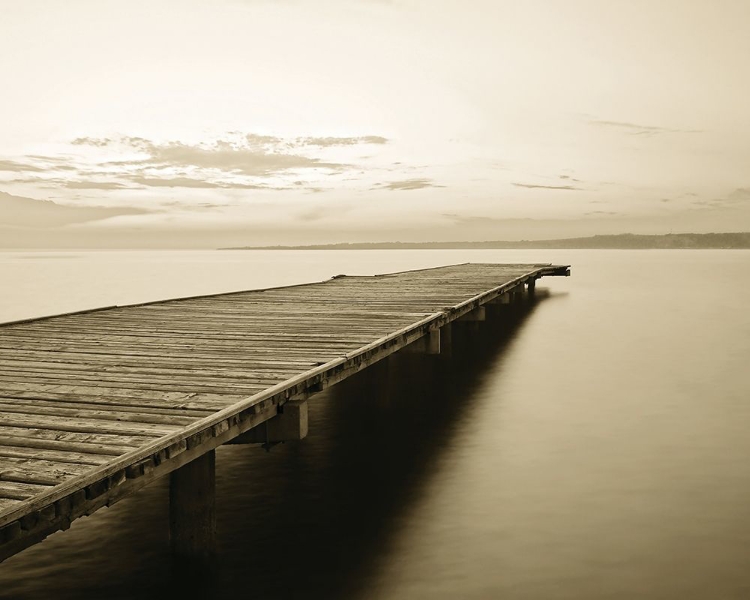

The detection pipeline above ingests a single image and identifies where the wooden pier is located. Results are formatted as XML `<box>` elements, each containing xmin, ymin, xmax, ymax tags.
<box><xmin>0</xmin><ymin>263</ymin><xmax>569</xmax><ymax>563</ymax></box>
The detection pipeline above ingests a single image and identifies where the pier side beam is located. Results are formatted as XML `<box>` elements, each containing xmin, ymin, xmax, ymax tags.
<box><xmin>458</xmin><ymin>306</ymin><xmax>486</xmax><ymax>322</ymax></box>
<box><xmin>169</xmin><ymin>450</ymin><xmax>216</xmax><ymax>567</ymax></box>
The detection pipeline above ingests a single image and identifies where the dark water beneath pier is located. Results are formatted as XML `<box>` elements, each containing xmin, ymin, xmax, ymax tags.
<box><xmin>1</xmin><ymin>250</ymin><xmax>749</xmax><ymax>599</ymax></box>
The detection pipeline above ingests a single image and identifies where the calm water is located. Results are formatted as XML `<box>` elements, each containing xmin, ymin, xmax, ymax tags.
<box><xmin>0</xmin><ymin>250</ymin><xmax>749</xmax><ymax>599</ymax></box>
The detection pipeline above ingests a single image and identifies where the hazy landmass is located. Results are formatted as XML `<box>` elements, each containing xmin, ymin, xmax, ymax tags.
<box><xmin>224</xmin><ymin>233</ymin><xmax>750</xmax><ymax>250</ymax></box>
<box><xmin>3</xmin><ymin>191</ymin><xmax>750</xmax><ymax>250</ymax></box>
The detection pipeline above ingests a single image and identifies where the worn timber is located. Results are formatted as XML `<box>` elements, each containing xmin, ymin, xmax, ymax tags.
<box><xmin>0</xmin><ymin>262</ymin><xmax>569</xmax><ymax>561</ymax></box>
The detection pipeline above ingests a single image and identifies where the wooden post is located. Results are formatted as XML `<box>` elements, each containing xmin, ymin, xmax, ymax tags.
<box><xmin>228</xmin><ymin>400</ymin><xmax>308</xmax><ymax>444</ymax></box>
<box><xmin>440</xmin><ymin>322</ymin><xmax>452</xmax><ymax>357</ymax></box>
<box><xmin>427</xmin><ymin>328</ymin><xmax>440</xmax><ymax>354</ymax></box>
<box><xmin>528</xmin><ymin>278</ymin><xmax>536</xmax><ymax>296</ymax></box>
<box><xmin>458</xmin><ymin>306</ymin><xmax>486</xmax><ymax>322</ymax></box>
<box><xmin>403</xmin><ymin>328</ymin><xmax>440</xmax><ymax>354</ymax></box>
<box><xmin>455</xmin><ymin>306</ymin><xmax>484</xmax><ymax>337</ymax></box>
<box><xmin>169</xmin><ymin>450</ymin><xmax>216</xmax><ymax>566</ymax></box>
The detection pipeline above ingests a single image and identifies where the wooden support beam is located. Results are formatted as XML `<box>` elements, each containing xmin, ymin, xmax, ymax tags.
<box><xmin>527</xmin><ymin>278</ymin><xmax>536</xmax><ymax>296</ymax></box>
<box><xmin>228</xmin><ymin>399</ymin><xmax>308</xmax><ymax>444</ymax></box>
<box><xmin>169</xmin><ymin>450</ymin><xmax>216</xmax><ymax>566</ymax></box>
<box><xmin>439</xmin><ymin>322</ymin><xmax>452</xmax><ymax>358</ymax></box>
<box><xmin>402</xmin><ymin>328</ymin><xmax>440</xmax><ymax>355</ymax></box>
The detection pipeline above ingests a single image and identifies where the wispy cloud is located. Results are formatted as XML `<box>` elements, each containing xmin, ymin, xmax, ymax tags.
<box><xmin>584</xmin><ymin>210</ymin><xmax>619</xmax><ymax>216</ymax></box>
<box><xmin>589</xmin><ymin>119</ymin><xmax>701</xmax><ymax>136</ymax></box>
<box><xmin>512</xmin><ymin>182</ymin><xmax>583</xmax><ymax>191</ymax></box>
<box><xmin>129</xmin><ymin>176</ymin><xmax>270</xmax><ymax>190</ymax></box>
<box><xmin>0</xmin><ymin>191</ymin><xmax>149</xmax><ymax>228</ymax></box>
<box><xmin>0</xmin><ymin>159</ymin><xmax>45</xmax><ymax>173</ymax></box>
<box><xmin>692</xmin><ymin>187</ymin><xmax>750</xmax><ymax>208</ymax></box>
<box><xmin>299</xmin><ymin>135</ymin><xmax>388</xmax><ymax>147</ymax></box>
<box><xmin>84</xmin><ymin>135</ymin><xmax>346</xmax><ymax>177</ymax></box>
<box><xmin>377</xmin><ymin>178</ymin><xmax>442</xmax><ymax>191</ymax></box>
<box><xmin>443</xmin><ymin>213</ymin><xmax>500</xmax><ymax>224</ymax></box>
<box><xmin>62</xmin><ymin>180</ymin><xmax>134</xmax><ymax>190</ymax></box>
<box><xmin>5</xmin><ymin>177</ymin><xmax>135</xmax><ymax>190</ymax></box>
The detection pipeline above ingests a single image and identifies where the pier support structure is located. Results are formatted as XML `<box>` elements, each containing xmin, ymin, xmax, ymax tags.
<box><xmin>439</xmin><ymin>322</ymin><xmax>453</xmax><ymax>357</ymax></box>
<box><xmin>230</xmin><ymin>399</ymin><xmax>309</xmax><ymax>444</ymax></box>
<box><xmin>404</xmin><ymin>327</ymin><xmax>441</xmax><ymax>354</ymax></box>
<box><xmin>169</xmin><ymin>450</ymin><xmax>216</xmax><ymax>565</ymax></box>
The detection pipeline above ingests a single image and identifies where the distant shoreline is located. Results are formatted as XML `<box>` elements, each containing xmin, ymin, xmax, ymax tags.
<box><xmin>222</xmin><ymin>232</ymin><xmax>750</xmax><ymax>250</ymax></box>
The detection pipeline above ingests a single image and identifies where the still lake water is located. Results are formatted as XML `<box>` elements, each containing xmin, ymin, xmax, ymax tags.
<box><xmin>0</xmin><ymin>249</ymin><xmax>749</xmax><ymax>599</ymax></box>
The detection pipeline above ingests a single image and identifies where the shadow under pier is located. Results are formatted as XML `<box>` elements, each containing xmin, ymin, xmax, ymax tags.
<box><xmin>208</xmin><ymin>292</ymin><xmax>550</xmax><ymax>600</ymax></box>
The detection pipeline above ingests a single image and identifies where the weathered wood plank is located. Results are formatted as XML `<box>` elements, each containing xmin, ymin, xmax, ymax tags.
<box><xmin>0</xmin><ymin>435</ymin><xmax>136</xmax><ymax>456</ymax></box>
<box><xmin>0</xmin><ymin>414</ymin><xmax>178</xmax><ymax>437</ymax></box>
<box><xmin>0</xmin><ymin>425</ymin><xmax>158</xmax><ymax>451</ymax></box>
<box><xmin>0</xmin><ymin>457</ymin><xmax>91</xmax><ymax>482</ymax></box>
<box><xmin>0</xmin><ymin>447</ymin><xmax>109</xmax><ymax>466</ymax></box>
<box><xmin>0</xmin><ymin>481</ymin><xmax>53</xmax><ymax>501</ymax></box>
<box><xmin>0</xmin><ymin>401</ymin><xmax>200</xmax><ymax>426</ymax></box>
<box><xmin>0</xmin><ymin>383</ymin><xmax>242</xmax><ymax>409</ymax></box>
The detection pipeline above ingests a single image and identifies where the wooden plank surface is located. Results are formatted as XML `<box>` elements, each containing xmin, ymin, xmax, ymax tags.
<box><xmin>0</xmin><ymin>262</ymin><xmax>568</xmax><ymax>560</ymax></box>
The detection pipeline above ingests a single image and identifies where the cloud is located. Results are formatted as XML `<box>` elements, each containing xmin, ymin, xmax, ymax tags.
<box><xmin>71</xmin><ymin>137</ymin><xmax>114</xmax><ymax>147</ymax></box>
<box><xmin>158</xmin><ymin>200</ymin><xmax>231</xmax><ymax>212</ymax></box>
<box><xmin>0</xmin><ymin>159</ymin><xmax>45</xmax><ymax>173</ymax></box>
<box><xmin>297</xmin><ymin>207</ymin><xmax>329</xmax><ymax>222</ymax></box>
<box><xmin>241</xmin><ymin>133</ymin><xmax>387</xmax><ymax>149</ymax></box>
<box><xmin>0</xmin><ymin>190</ymin><xmax>148</xmax><ymax>228</ymax></box>
<box><xmin>6</xmin><ymin>177</ymin><xmax>135</xmax><ymax>190</ymax></box>
<box><xmin>725</xmin><ymin>187</ymin><xmax>750</xmax><ymax>203</ymax></box>
<box><xmin>693</xmin><ymin>187</ymin><xmax>750</xmax><ymax>208</ymax></box>
<box><xmin>2</xmin><ymin>131</ymin><xmax>394</xmax><ymax>196</ymax></box>
<box><xmin>62</xmin><ymin>180</ymin><xmax>133</xmax><ymax>190</ymax></box>
<box><xmin>298</xmin><ymin>135</ymin><xmax>388</xmax><ymax>147</ymax></box>
<box><xmin>442</xmin><ymin>213</ymin><xmax>507</xmax><ymax>224</ymax></box>
<box><xmin>129</xmin><ymin>176</ymin><xmax>268</xmax><ymax>189</ymax></box>
<box><xmin>105</xmin><ymin>138</ymin><xmax>345</xmax><ymax>176</ymax></box>
<box><xmin>512</xmin><ymin>182</ymin><xmax>583</xmax><ymax>191</ymax></box>
<box><xmin>589</xmin><ymin>119</ymin><xmax>701</xmax><ymax>136</ymax></box>
<box><xmin>73</xmin><ymin>133</ymin><xmax>388</xmax><ymax>176</ymax></box>
<box><xmin>378</xmin><ymin>178</ymin><xmax>441</xmax><ymax>191</ymax></box>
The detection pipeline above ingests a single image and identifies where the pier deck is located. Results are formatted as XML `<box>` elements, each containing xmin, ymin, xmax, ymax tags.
<box><xmin>0</xmin><ymin>262</ymin><xmax>568</xmax><ymax>561</ymax></box>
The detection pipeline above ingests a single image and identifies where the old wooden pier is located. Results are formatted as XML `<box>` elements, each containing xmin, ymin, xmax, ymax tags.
<box><xmin>0</xmin><ymin>263</ymin><xmax>569</xmax><ymax>563</ymax></box>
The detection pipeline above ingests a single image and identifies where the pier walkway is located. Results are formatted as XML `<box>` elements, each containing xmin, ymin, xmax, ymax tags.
<box><xmin>0</xmin><ymin>262</ymin><xmax>568</xmax><ymax>562</ymax></box>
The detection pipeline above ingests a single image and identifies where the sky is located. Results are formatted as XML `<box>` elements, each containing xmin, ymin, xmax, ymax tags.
<box><xmin>1</xmin><ymin>0</ymin><xmax>749</xmax><ymax>247</ymax></box>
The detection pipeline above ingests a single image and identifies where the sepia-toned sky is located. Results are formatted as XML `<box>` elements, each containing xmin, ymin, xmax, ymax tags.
<box><xmin>1</xmin><ymin>0</ymin><xmax>749</xmax><ymax>247</ymax></box>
